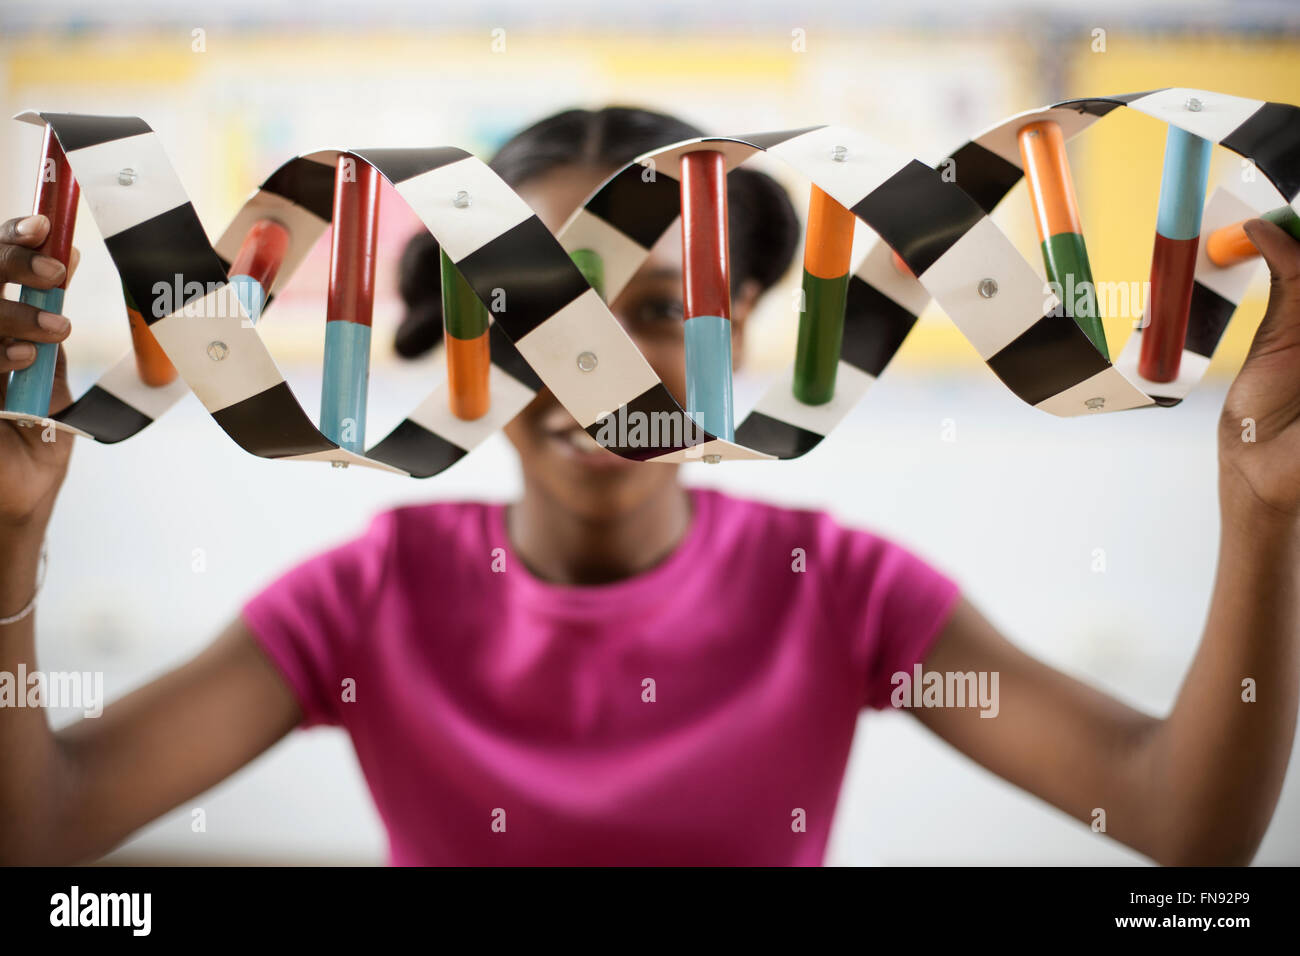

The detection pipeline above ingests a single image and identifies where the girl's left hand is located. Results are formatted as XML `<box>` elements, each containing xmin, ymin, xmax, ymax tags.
<box><xmin>1218</xmin><ymin>218</ymin><xmax>1300</xmax><ymax>519</ymax></box>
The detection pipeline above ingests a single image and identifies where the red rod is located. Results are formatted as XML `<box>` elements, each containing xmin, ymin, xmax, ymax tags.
<box><xmin>34</xmin><ymin>126</ymin><xmax>79</xmax><ymax>288</ymax></box>
<box><xmin>1137</xmin><ymin>235</ymin><xmax>1199</xmax><ymax>383</ymax></box>
<box><xmin>680</xmin><ymin>151</ymin><xmax>731</xmax><ymax>320</ymax></box>
<box><xmin>230</xmin><ymin>219</ymin><xmax>291</xmax><ymax>293</ymax></box>
<box><xmin>326</xmin><ymin>158</ymin><xmax>381</xmax><ymax>328</ymax></box>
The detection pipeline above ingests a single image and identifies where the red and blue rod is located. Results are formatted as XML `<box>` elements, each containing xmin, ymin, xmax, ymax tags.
<box><xmin>228</xmin><ymin>218</ymin><xmax>290</xmax><ymax>326</ymax></box>
<box><xmin>1138</xmin><ymin>126</ymin><xmax>1213</xmax><ymax>383</ymax></box>
<box><xmin>320</xmin><ymin>156</ymin><xmax>380</xmax><ymax>452</ymax></box>
<box><xmin>5</xmin><ymin>126</ymin><xmax>78</xmax><ymax>418</ymax></box>
<box><xmin>679</xmin><ymin>150</ymin><xmax>734</xmax><ymax>442</ymax></box>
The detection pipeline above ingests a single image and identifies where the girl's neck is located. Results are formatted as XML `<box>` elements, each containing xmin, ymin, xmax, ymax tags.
<box><xmin>506</xmin><ymin>481</ymin><xmax>693</xmax><ymax>586</ymax></box>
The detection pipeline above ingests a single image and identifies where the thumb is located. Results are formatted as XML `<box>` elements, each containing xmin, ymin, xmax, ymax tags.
<box><xmin>1242</xmin><ymin>217</ymin><xmax>1300</xmax><ymax>285</ymax></box>
<box><xmin>1241</xmin><ymin>218</ymin><xmax>1300</xmax><ymax>346</ymax></box>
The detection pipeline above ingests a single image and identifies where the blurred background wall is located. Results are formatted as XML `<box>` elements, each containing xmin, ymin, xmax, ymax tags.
<box><xmin>2</xmin><ymin>0</ymin><xmax>1298</xmax><ymax>863</ymax></box>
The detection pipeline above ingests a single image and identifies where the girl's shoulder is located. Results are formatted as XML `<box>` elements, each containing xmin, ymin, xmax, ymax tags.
<box><xmin>699</xmin><ymin>487</ymin><xmax>952</xmax><ymax>598</ymax></box>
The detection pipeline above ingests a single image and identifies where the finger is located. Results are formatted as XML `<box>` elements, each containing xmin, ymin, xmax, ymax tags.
<box><xmin>1240</xmin><ymin>219</ymin><xmax>1300</xmax><ymax>347</ymax></box>
<box><xmin>0</xmin><ymin>340</ymin><xmax>39</xmax><ymax>374</ymax></box>
<box><xmin>1242</xmin><ymin>218</ymin><xmax>1300</xmax><ymax>285</ymax></box>
<box><xmin>49</xmin><ymin>342</ymin><xmax>73</xmax><ymax>416</ymax></box>
<box><xmin>67</xmin><ymin>245</ymin><xmax>81</xmax><ymax>284</ymax></box>
<box><xmin>0</xmin><ymin>298</ymin><xmax>71</xmax><ymax>344</ymax></box>
<box><xmin>0</xmin><ymin>240</ymin><xmax>67</xmax><ymax>289</ymax></box>
<box><xmin>0</xmin><ymin>215</ymin><xmax>51</xmax><ymax>249</ymax></box>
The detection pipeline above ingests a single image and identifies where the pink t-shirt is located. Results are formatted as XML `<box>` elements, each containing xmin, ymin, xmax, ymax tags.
<box><xmin>241</xmin><ymin>487</ymin><xmax>960</xmax><ymax>865</ymax></box>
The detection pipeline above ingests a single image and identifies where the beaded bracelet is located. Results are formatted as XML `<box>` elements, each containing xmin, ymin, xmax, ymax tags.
<box><xmin>0</xmin><ymin>543</ymin><xmax>48</xmax><ymax>626</ymax></box>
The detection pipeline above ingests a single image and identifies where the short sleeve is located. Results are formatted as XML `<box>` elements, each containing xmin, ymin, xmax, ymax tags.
<box><xmin>241</xmin><ymin>512</ymin><xmax>394</xmax><ymax>729</ymax></box>
<box><xmin>828</xmin><ymin>523</ymin><xmax>962</xmax><ymax>711</ymax></box>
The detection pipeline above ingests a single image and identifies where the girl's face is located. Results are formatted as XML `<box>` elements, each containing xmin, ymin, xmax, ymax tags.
<box><xmin>505</xmin><ymin>163</ymin><xmax>759</xmax><ymax>520</ymax></box>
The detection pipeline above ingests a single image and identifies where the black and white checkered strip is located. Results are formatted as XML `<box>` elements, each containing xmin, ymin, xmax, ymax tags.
<box><xmin>1113</xmin><ymin>187</ymin><xmax>1265</xmax><ymax>406</ymax></box>
<box><xmin>372</xmin><ymin>137</ymin><xmax>753</xmax><ymax>466</ymax></box>
<box><xmin>556</xmin><ymin>126</ymin><xmax>930</xmax><ymax>461</ymax></box>
<box><xmin>559</xmin><ymin>121</ymin><xmax>1066</xmax><ymax>457</ymax></box>
<box><xmin>736</xmin><ymin>242</ymin><xmax>927</xmax><ymax>459</ymax></box>
<box><xmin>2</xmin><ymin>113</ymin><xmax>552</xmax><ymax>476</ymax></box>
<box><xmin>569</xmin><ymin>123</ymin><xmax>1086</xmax><ymax>458</ymax></box>
<box><xmin>224</xmin><ymin>145</ymin><xmax>550</xmax><ymax>477</ymax></box>
<box><xmin>7</xmin><ymin>89</ymin><xmax>1296</xmax><ymax>475</ymax></box>
<box><xmin>8</xmin><ymin>111</ymin><xmax>741</xmax><ymax>474</ymax></box>
<box><xmin>946</xmin><ymin>87</ymin><xmax>1300</xmax><ymax>411</ymax></box>
<box><xmin>561</xmin><ymin>88</ymin><xmax>1297</xmax><ymax>462</ymax></box>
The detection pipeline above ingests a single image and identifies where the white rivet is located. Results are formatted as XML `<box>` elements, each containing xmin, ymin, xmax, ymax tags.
<box><xmin>703</xmin><ymin>454</ymin><xmax>722</xmax><ymax>464</ymax></box>
<box><xmin>978</xmin><ymin>278</ymin><xmax>998</xmax><ymax>299</ymax></box>
<box><xmin>1185</xmin><ymin>97</ymin><xmax>1203</xmax><ymax>112</ymax></box>
<box><xmin>831</xmin><ymin>145</ymin><xmax>848</xmax><ymax>162</ymax></box>
<box><xmin>453</xmin><ymin>189</ymin><xmax>471</xmax><ymax>208</ymax></box>
<box><xmin>576</xmin><ymin>351</ymin><xmax>598</xmax><ymax>372</ymax></box>
<box><xmin>118</xmin><ymin>168</ymin><xmax>137</xmax><ymax>186</ymax></box>
<box><xmin>1085</xmin><ymin>396</ymin><xmax>1105</xmax><ymax>409</ymax></box>
<box><xmin>206</xmin><ymin>340</ymin><xmax>228</xmax><ymax>361</ymax></box>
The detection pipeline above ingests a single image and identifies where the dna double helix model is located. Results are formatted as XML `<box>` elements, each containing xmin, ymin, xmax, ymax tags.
<box><xmin>2</xmin><ymin>88</ymin><xmax>1297</xmax><ymax>477</ymax></box>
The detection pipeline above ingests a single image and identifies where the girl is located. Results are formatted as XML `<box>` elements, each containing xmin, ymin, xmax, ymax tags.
<box><xmin>1</xmin><ymin>107</ymin><xmax>1297</xmax><ymax>866</ymax></box>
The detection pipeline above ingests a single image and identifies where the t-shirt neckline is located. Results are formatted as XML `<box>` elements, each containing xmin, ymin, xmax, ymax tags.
<box><xmin>489</xmin><ymin>486</ymin><xmax>715</xmax><ymax>613</ymax></box>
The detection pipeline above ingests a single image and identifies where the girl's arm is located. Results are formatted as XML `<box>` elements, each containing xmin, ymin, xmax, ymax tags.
<box><xmin>0</xmin><ymin>587</ymin><xmax>301</xmax><ymax>865</ymax></box>
<box><xmin>0</xmin><ymin>214</ymin><xmax>302</xmax><ymax>864</ymax></box>
<box><xmin>913</xmin><ymin>219</ymin><xmax>1300</xmax><ymax>865</ymax></box>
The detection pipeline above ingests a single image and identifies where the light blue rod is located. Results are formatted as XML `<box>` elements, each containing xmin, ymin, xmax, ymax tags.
<box><xmin>4</xmin><ymin>286</ymin><xmax>64</xmax><ymax>418</ymax></box>
<box><xmin>320</xmin><ymin>321</ymin><xmax>371</xmax><ymax>452</ymax></box>
<box><xmin>228</xmin><ymin>274</ymin><xmax>268</xmax><ymax>325</ymax></box>
<box><xmin>1155</xmin><ymin>126</ymin><xmax>1213</xmax><ymax>241</ymax></box>
<box><xmin>684</xmin><ymin>314</ymin><xmax>734</xmax><ymax>442</ymax></box>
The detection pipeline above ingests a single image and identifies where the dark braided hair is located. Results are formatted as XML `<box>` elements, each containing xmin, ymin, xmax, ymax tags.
<box><xmin>395</xmin><ymin>106</ymin><xmax>800</xmax><ymax>357</ymax></box>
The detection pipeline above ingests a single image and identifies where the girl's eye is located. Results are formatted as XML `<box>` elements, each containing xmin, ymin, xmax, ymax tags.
<box><xmin>629</xmin><ymin>297</ymin><xmax>684</xmax><ymax>325</ymax></box>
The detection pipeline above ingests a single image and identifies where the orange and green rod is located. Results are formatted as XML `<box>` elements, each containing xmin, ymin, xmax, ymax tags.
<box><xmin>439</xmin><ymin>248</ymin><xmax>492</xmax><ymax>421</ymax></box>
<box><xmin>440</xmin><ymin>246</ymin><xmax>604</xmax><ymax>422</ymax></box>
<box><xmin>793</xmin><ymin>185</ymin><xmax>856</xmax><ymax>405</ymax></box>
<box><xmin>1017</xmin><ymin>120</ymin><xmax>1108</xmax><ymax>359</ymax></box>
<box><xmin>569</xmin><ymin>247</ymin><xmax>605</xmax><ymax>300</ymax></box>
<box><xmin>122</xmin><ymin>281</ymin><xmax>177</xmax><ymax>387</ymax></box>
<box><xmin>1206</xmin><ymin>205</ymin><xmax>1300</xmax><ymax>268</ymax></box>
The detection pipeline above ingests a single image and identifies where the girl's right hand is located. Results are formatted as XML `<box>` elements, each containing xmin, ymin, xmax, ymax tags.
<box><xmin>0</xmin><ymin>214</ymin><xmax>78</xmax><ymax>527</ymax></box>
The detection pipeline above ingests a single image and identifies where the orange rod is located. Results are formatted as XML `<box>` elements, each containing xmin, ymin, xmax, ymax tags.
<box><xmin>446</xmin><ymin>331</ymin><xmax>491</xmax><ymax>421</ymax></box>
<box><xmin>1017</xmin><ymin>121</ymin><xmax>1083</xmax><ymax>241</ymax></box>
<box><xmin>890</xmin><ymin>249</ymin><xmax>915</xmax><ymax>279</ymax></box>
<box><xmin>1206</xmin><ymin>221</ymin><xmax>1258</xmax><ymax>268</ymax></box>
<box><xmin>127</xmin><ymin>302</ymin><xmax>177</xmax><ymax>387</ymax></box>
<box><xmin>803</xmin><ymin>186</ymin><xmax>855</xmax><ymax>279</ymax></box>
